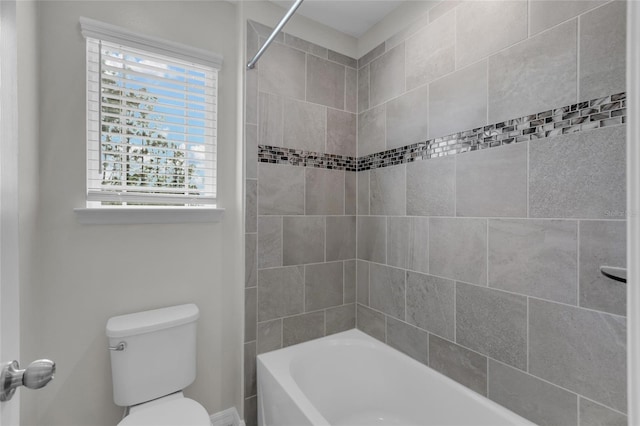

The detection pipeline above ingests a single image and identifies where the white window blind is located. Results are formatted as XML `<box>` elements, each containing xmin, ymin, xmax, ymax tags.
<box><xmin>84</xmin><ymin>24</ymin><xmax>219</xmax><ymax>207</ymax></box>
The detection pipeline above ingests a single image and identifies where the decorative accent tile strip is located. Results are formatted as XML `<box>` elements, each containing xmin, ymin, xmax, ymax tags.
<box><xmin>258</xmin><ymin>92</ymin><xmax>626</xmax><ymax>172</ymax></box>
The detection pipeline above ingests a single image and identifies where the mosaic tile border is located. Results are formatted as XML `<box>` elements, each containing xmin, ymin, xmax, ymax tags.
<box><xmin>258</xmin><ymin>92</ymin><xmax>626</xmax><ymax>172</ymax></box>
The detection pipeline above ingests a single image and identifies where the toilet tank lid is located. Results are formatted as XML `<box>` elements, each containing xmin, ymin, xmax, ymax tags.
<box><xmin>106</xmin><ymin>304</ymin><xmax>199</xmax><ymax>338</ymax></box>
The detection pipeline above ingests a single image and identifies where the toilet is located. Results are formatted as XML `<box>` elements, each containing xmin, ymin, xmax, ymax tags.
<box><xmin>106</xmin><ymin>304</ymin><xmax>210</xmax><ymax>426</ymax></box>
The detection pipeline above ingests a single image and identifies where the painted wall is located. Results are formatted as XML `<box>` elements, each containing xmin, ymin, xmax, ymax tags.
<box><xmin>21</xmin><ymin>1</ymin><xmax>243</xmax><ymax>424</ymax></box>
<box><xmin>355</xmin><ymin>1</ymin><xmax>628</xmax><ymax>424</ymax></box>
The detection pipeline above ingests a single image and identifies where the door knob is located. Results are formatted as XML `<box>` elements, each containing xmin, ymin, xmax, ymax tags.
<box><xmin>0</xmin><ymin>359</ymin><xmax>56</xmax><ymax>402</ymax></box>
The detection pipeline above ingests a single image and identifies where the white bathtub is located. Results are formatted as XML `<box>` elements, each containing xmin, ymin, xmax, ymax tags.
<box><xmin>257</xmin><ymin>329</ymin><xmax>535</xmax><ymax>426</ymax></box>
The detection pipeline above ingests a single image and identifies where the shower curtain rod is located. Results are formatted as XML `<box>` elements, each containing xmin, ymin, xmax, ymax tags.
<box><xmin>246</xmin><ymin>0</ymin><xmax>304</xmax><ymax>70</ymax></box>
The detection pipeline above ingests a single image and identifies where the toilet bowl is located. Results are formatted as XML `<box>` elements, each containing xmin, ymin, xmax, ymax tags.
<box><xmin>106</xmin><ymin>304</ymin><xmax>210</xmax><ymax>426</ymax></box>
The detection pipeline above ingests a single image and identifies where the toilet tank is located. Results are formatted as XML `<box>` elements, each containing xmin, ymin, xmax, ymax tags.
<box><xmin>106</xmin><ymin>304</ymin><xmax>199</xmax><ymax>407</ymax></box>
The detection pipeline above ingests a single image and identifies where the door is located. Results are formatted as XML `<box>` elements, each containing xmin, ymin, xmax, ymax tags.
<box><xmin>0</xmin><ymin>0</ymin><xmax>20</xmax><ymax>424</ymax></box>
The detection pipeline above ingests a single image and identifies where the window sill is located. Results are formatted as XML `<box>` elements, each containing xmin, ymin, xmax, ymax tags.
<box><xmin>74</xmin><ymin>207</ymin><xmax>225</xmax><ymax>225</ymax></box>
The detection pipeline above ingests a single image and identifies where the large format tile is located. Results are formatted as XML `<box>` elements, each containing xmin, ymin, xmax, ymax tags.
<box><xmin>345</xmin><ymin>67</ymin><xmax>357</xmax><ymax>114</ymax></box>
<box><xmin>258</xmin><ymin>266</ymin><xmax>304</xmax><ymax>321</ymax></box>
<box><xmin>406</xmin><ymin>272</ymin><xmax>454</xmax><ymax>340</ymax></box>
<box><xmin>244</xmin><ymin>342</ymin><xmax>256</xmax><ymax>397</ymax></box>
<box><xmin>356</xmin><ymin>304</ymin><xmax>385</xmax><ymax>342</ymax></box>
<box><xmin>245</xmin><ymin>233</ymin><xmax>257</xmax><ymax>288</ymax></box>
<box><xmin>345</xmin><ymin>172</ymin><xmax>356</xmax><ymax>215</ymax></box>
<box><xmin>344</xmin><ymin>260</ymin><xmax>356</xmax><ymax>303</ymax></box>
<box><xmin>258</xmin><ymin>216</ymin><xmax>282</xmax><ymax>268</ymax></box>
<box><xmin>244</xmin><ymin>396</ymin><xmax>257</xmax><ymax>426</ymax></box>
<box><xmin>246</xmin><ymin>179</ymin><xmax>257</xmax><ymax>232</ymax></box>
<box><xmin>369</xmin><ymin>263</ymin><xmax>406</xmax><ymax>321</ymax></box>
<box><xmin>456</xmin><ymin>143</ymin><xmax>528</xmax><ymax>217</ymax></box>
<box><xmin>358</xmin><ymin>104</ymin><xmax>386</xmax><ymax>157</ymax></box>
<box><xmin>429</xmin><ymin>334</ymin><xmax>487</xmax><ymax>396</ymax></box>
<box><xmin>329</xmin><ymin>50</ymin><xmax>357</xmax><ymax>69</ymax></box>
<box><xmin>357</xmin><ymin>170</ymin><xmax>370</xmax><ymax>215</ymax></box>
<box><xmin>387</xmin><ymin>217</ymin><xmax>410</xmax><ymax>269</ymax></box>
<box><xmin>488</xmin><ymin>219</ymin><xmax>578</xmax><ymax>304</ymax></box>
<box><xmin>488</xmin><ymin>21</ymin><xmax>577</xmax><ymax>123</ymax></box>
<box><xmin>579</xmin><ymin>220</ymin><xmax>626</xmax><ymax>316</ymax></box>
<box><xmin>579</xmin><ymin>1</ymin><xmax>626</xmax><ymax>101</ymax></box>
<box><xmin>259</xmin><ymin>42</ymin><xmax>305</xmax><ymax>100</ymax></box>
<box><xmin>326</xmin><ymin>216</ymin><xmax>356</xmax><ymax>261</ymax></box>
<box><xmin>405</xmin><ymin>10</ymin><xmax>455</xmax><ymax>91</ymax></box>
<box><xmin>282</xmin><ymin>216</ymin><xmax>325</xmax><ymax>265</ymax></box>
<box><xmin>429</xmin><ymin>218</ymin><xmax>487</xmax><ymax>285</ymax></box>
<box><xmin>306</xmin><ymin>54</ymin><xmax>345</xmax><ymax>110</ymax></box>
<box><xmin>283</xmin><ymin>98</ymin><xmax>325</xmax><ymax>152</ymax></box>
<box><xmin>257</xmin><ymin>319</ymin><xmax>282</xmax><ymax>354</ymax></box>
<box><xmin>258</xmin><ymin>164</ymin><xmax>304</xmax><ymax>215</ymax></box>
<box><xmin>370</xmin><ymin>43</ymin><xmax>405</xmax><ymax>107</ymax></box>
<box><xmin>530</xmin><ymin>0</ymin><xmax>605</xmax><ymax>36</ymax></box>
<box><xmin>358</xmin><ymin>42</ymin><xmax>386</xmax><ymax>69</ymax></box>
<box><xmin>370</xmin><ymin>165</ymin><xmax>406</xmax><ymax>216</ymax></box>
<box><xmin>305</xmin><ymin>168</ymin><xmax>345</xmax><ymax>215</ymax></box>
<box><xmin>326</xmin><ymin>304</ymin><xmax>356</xmax><ymax>335</ymax></box>
<box><xmin>386</xmin><ymin>85</ymin><xmax>429</xmax><ymax>150</ymax></box>
<box><xmin>245</xmin><ymin>287</ymin><xmax>257</xmax><ymax>342</ymax></box>
<box><xmin>283</xmin><ymin>311</ymin><xmax>325</xmax><ymax>347</ymax></box>
<box><xmin>258</xmin><ymin>92</ymin><xmax>282</xmax><ymax>146</ymax></box>
<box><xmin>408</xmin><ymin>217</ymin><xmax>429</xmax><ymax>274</ymax></box>
<box><xmin>305</xmin><ymin>262</ymin><xmax>344</xmax><ymax>311</ymax></box>
<box><xmin>284</xmin><ymin>33</ymin><xmax>327</xmax><ymax>58</ymax></box>
<box><xmin>326</xmin><ymin>109</ymin><xmax>356</xmax><ymax>157</ymax></box>
<box><xmin>580</xmin><ymin>398</ymin><xmax>627</xmax><ymax>426</ymax></box>
<box><xmin>429</xmin><ymin>60</ymin><xmax>487</xmax><ymax>138</ymax></box>
<box><xmin>456</xmin><ymin>0</ymin><xmax>527</xmax><ymax>69</ymax></box>
<box><xmin>246</xmin><ymin>64</ymin><xmax>258</xmax><ymax>125</ymax></box>
<box><xmin>357</xmin><ymin>65</ymin><xmax>369</xmax><ymax>113</ymax></box>
<box><xmin>488</xmin><ymin>360</ymin><xmax>578</xmax><ymax>426</ymax></box>
<box><xmin>246</xmin><ymin>124</ymin><xmax>257</xmax><ymax>179</ymax></box>
<box><xmin>357</xmin><ymin>216</ymin><xmax>386</xmax><ymax>264</ymax></box>
<box><xmin>406</xmin><ymin>156</ymin><xmax>455</xmax><ymax>217</ymax></box>
<box><xmin>529</xmin><ymin>299</ymin><xmax>627</xmax><ymax>412</ymax></box>
<box><xmin>456</xmin><ymin>283</ymin><xmax>527</xmax><ymax>370</ymax></box>
<box><xmin>357</xmin><ymin>260</ymin><xmax>370</xmax><ymax>306</ymax></box>
<box><xmin>386</xmin><ymin>317</ymin><xmax>429</xmax><ymax>365</ymax></box>
<box><xmin>529</xmin><ymin>126</ymin><xmax>626</xmax><ymax>219</ymax></box>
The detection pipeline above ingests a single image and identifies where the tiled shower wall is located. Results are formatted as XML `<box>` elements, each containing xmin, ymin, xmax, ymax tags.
<box><xmin>244</xmin><ymin>20</ymin><xmax>359</xmax><ymax>426</ymax></box>
<box><xmin>355</xmin><ymin>1</ymin><xmax>628</xmax><ymax>426</ymax></box>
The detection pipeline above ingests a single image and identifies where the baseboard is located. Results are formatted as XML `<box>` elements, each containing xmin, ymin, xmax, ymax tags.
<box><xmin>210</xmin><ymin>406</ymin><xmax>244</xmax><ymax>426</ymax></box>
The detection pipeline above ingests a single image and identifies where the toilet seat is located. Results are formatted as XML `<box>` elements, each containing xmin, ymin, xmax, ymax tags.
<box><xmin>118</xmin><ymin>394</ymin><xmax>210</xmax><ymax>426</ymax></box>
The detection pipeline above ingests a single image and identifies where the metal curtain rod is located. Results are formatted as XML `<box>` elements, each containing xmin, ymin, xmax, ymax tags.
<box><xmin>246</xmin><ymin>0</ymin><xmax>304</xmax><ymax>70</ymax></box>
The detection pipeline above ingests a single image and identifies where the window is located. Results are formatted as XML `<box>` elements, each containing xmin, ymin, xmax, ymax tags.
<box><xmin>80</xmin><ymin>18</ymin><xmax>222</xmax><ymax>209</ymax></box>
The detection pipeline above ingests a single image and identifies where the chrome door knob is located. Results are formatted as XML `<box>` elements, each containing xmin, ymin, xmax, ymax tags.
<box><xmin>0</xmin><ymin>359</ymin><xmax>56</xmax><ymax>401</ymax></box>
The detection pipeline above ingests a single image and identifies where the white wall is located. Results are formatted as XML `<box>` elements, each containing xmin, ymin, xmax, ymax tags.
<box><xmin>21</xmin><ymin>1</ymin><xmax>243</xmax><ymax>424</ymax></box>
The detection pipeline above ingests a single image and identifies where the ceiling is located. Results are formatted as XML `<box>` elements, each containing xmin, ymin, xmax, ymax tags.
<box><xmin>270</xmin><ymin>0</ymin><xmax>404</xmax><ymax>38</ymax></box>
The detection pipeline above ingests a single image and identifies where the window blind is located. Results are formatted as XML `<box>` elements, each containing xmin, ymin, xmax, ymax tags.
<box><xmin>86</xmin><ymin>37</ymin><xmax>217</xmax><ymax>206</ymax></box>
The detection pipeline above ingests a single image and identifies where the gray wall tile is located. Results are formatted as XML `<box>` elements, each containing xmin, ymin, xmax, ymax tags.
<box><xmin>488</xmin><ymin>360</ymin><xmax>578</xmax><ymax>426</ymax></box>
<box><xmin>358</xmin><ymin>104</ymin><xmax>386</xmax><ymax>157</ymax></box>
<box><xmin>530</xmin><ymin>0</ymin><xmax>605</xmax><ymax>36</ymax></box>
<box><xmin>258</xmin><ymin>266</ymin><xmax>304</xmax><ymax>321</ymax></box>
<box><xmin>257</xmin><ymin>319</ymin><xmax>282</xmax><ymax>354</ymax></box>
<box><xmin>406</xmin><ymin>156</ymin><xmax>455</xmax><ymax>217</ymax></box>
<box><xmin>305</xmin><ymin>262</ymin><xmax>344</xmax><ymax>311</ymax></box>
<box><xmin>283</xmin><ymin>311</ymin><xmax>325</xmax><ymax>347</ymax></box>
<box><xmin>244</xmin><ymin>396</ymin><xmax>257</xmax><ymax>426</ymax></box>
<box><xmin>245</xmin><ymin>287</ymin><xmax>257</xmax><ymax>342</ymax></box>
<box><xmin>387</xmin><ymin>217</ymin><xmax>410</xmax><ymax>269</ymax></box>
<box><xmin>489</xmin><ymin>219</ymin><xmax>578</xmax><ymax>304</ymax></box>
<box><xmin>408</xmin><ymin>217</ymin><xmax>429</xmax><ymax>274</ymax></box>
<box><xmin>345</xmin><ymin>172</ymin><xmax>356</xmax><ymax>215</ymax></box>
<box><xmin>456</xmin><ymin>143</ymin><xmax>528</xmax><ymax>218</ymax></box>
<box><xmin>244</xmin><ymin>342</ymin><xmax>256</xmax><ymax>397</ymax></box>
<box><xmin>358</xmin><ymin>42</ymin><xmax>386</xmax><ymax>69</ymax></box>
<box><xmin>429</xmin><ymin>334</ymin><xmax>487</xmax><ymax>396</ymax></box>
<box><xmin>456</xmin><ymin>0</ymin><xmax>527</xmax><ymax>69</ymax></box>
<box><xmin>285</xmin><ymin>33</ymin><xmax>327</xmax><ymax>58</ymax></box>
<box><xmin>406</xmin><ymin>272</ymin><xmax>454</xmax><ymax>340</ymax></box>
<box><xmin>370</xmin><ymin>43</ymin><xmax>405</xmax><ymax>107</ymax></box>
<box><xmin>326</xmin><ymin>304</ymin><xmax>356</xmax><ymax>335</ymax></box>
<box><xmin>345</xmin><ymin>67</ymin><xmax>358</xmax><ymax>113</ymax></box>
<box><xmin>429</xmin><ymin>0</ymin><xmax>461</xmax><ymax>23</ymax></box>
<box><xmin>386</xmin><ymin>317</ymin><xmax>429</xmax><ymax>365</ymax></box>
<box><xmin>258</xmin><ymin>91</ymin><xmax>282</xmax><ymax>146</ymax></box>
<box><xmin>580</xmin><ymin>398</ymin><xmax>627</xmax><ymax>426</ymax></box>
<box><xmin>283</xmin><ymin>98</ymin><xmax>325</xmax><ymax>152</ymax></box>
<box><xmin>405</xmin><ymin>11</ymin><xmax>455</xmax><ymax>91</ymax></box>
<box><xmin>529</xmin><ymin>126</ymin><xmax>626</xmax><ymax>219</ymax></box>
<box><xmin>357</xmin><ymin>260</ymin><xmax>370</xmax><ymax>306</ymax></box>
<box><xmin>259</xmin><ymin>42</ymin><xmax>305</xmax><ymax>100</ymax></box>
<box><xmin>488</xmin><ymin>20</ymin><xmax>577</xmax><ymax>124</ymax></box>
<box><xmin>357</xmin><ymin>170</ymin><xmax>370</xmax><ymax>215</ymax></box>
<box><xmin>386</xmin><ymin>9</ymin><xmax>431</xmax><ymax>49</ymax></box>
<box><xmin>329</xmin><ymin>50</ymin><xmax>357</xmax><ymax>69</ymax></box>
<box><xmin>386</xmin><ymin>85</ymin><xmax>429</xmax><ymax>150</ymax></box>
<box><xmin>305</xmin><ymin>168</ymin><xmax>345</xmax><ymax>215</ymax></box>
<box><xmin>357</xmin><ymin>65</ymin><xmax>370</xmax><ymax>113</ymax></box>
<box><xmin>579</xmin><ymin>1</ymin><xmax>626</xmax><ymax>101</ymax></box>
<box><xmin>307</xmin><ymin>54</ymin><xmax>345</xmax><ymax>110</ymax></box>
<box><xmin>258</xmin><ymin>164</ymin><xmax>304</xmax><ymax>215</ymax></box>
<box><xmin>246</xmin><ymin>124</ymin><xmax>257</xmax><ymax>179</ymax></box>
<box><xmin>246</xmin><ymin>67</ymin><xmax>258</xmax><ymax>125</ymax></box>
<box><xmin>258</xmin><ymin>216</ymin><xmax>282</xmax><ymax>269</ymax></box>
<box><xmin>529</xmin><ymin>298</ymin><xmax>627</xmax><ymax>412</ymax></box>
<box><xmin>370</xmin><ymin>165</ymin><xmax>406</xmax><ymax>216</ymax></box>
<box><xmin>344</xmin><ymin>260</ymin><xmax>356</xmax><ymax>303</ymax></box>
<box><xmin>356</xmin><ymin>304</ymin><xmax>385</xmax><ymax>341</ymax></box>
<box><xmin>429</xmin><ymin>218</ymin><xmax>487</xmax><ymax>285</ymax></box>
<box><xmin>357</xmin><ymin>216</ymin><xmax>386</xmax><ymax>263</ymax></box>
<box><xmin>456</xmin><ymin>283</ymin><xmax>527</xmax><ymax>370</ymax></box>
<box><xmin>429</xmin><ymin>60</ymin><xmax>487</xmax><ymax>139</ymax></box>
<box><xmin>370</xmin><ymin>263</ymin><xmax>406</xmax><ymax>320</ymax></box>
<box><xmin>245</xmin><ymin>233</ymin><xmax>257</xmax><ymax>288</ymax></box>
<box><xmin>579</xmin><ymin>220</ymin><xmax>626</xmax><ymax>316</ymax></box>
<box><xmin>283</xmin><ymin>216</ymin><xmax>325</xmax><ymax>265</ymax></box>
<box><xmin>249</xmin><ymin>21</ymin><xmax>284</xmax><ymax>42</ymax></box>
<box><xmin>246</xmin><ymin>179</ymin><xmax>257</xmax><ymax>232</ymax></box>
<box><xmin>326</xmin><ymin>216</ymin><xmax>356</xmax><ymax>261</ymax></box>
<box><xmin>327</xmin><ymin>109</ymin><xmax>356</xmax><ymax>157</ymax></box>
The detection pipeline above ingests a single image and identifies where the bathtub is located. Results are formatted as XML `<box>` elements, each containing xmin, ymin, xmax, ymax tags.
<box><xmin>257</xmin><ymin>329</ymin><xmax>535</xmax><ymax>426</ymax></box>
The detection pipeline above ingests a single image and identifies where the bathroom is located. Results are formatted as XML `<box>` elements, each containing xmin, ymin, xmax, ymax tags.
<box><xmin>1</xmin><ymin>0</ymin><xmax>637</xmax><ymax>425</ymax></box>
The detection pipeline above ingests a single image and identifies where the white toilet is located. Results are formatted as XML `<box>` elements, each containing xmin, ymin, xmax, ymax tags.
<box><xmin>106</xmin><ymin>304</ymin><xmax>210</xmax><ymax>426</ymax></box>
